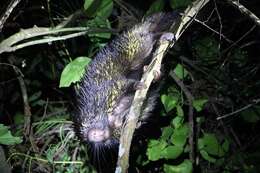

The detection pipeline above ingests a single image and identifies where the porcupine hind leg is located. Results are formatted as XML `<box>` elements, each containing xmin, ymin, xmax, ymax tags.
<box><xmin>108</xmin><ymin>77</ymin><xmax>146</xmax><ymax>129</ymax></box>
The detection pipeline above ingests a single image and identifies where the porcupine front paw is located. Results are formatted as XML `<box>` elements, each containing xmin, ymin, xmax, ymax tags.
<box><xmin>160</xmin><ymin>32</ymin><xmax>176</xmax><ymax>42</ymax></box>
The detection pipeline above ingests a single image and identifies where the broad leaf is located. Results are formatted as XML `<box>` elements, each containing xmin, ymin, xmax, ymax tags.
<box><xmin>192</xmin><ymin>99</ymin><xmax>208</xmax><ymax>112</ymax></box>
<box><xmin>171</xmin><ymin>116</ymin><xmax>184</xmax><ymax>129</ymax></box>
<box><xmin>59</xmin><ymin>57</ymin><xmax>91</xmax><ymax>87</ymax></box>
<box><xmin>162</xmin><ymin>145</ymin><xmax>183</xmax><ymax>159</ymax></box>
<box><xmin>161</xmin><ymin>94</ymin><xmax>178</xmax><ymax>112</ymax></box>
<box><xmin>241</xmin><ymin>106</ymin><xmax>260</xmax><ymax>123</ymax></box>
<box><xmin>96</xmin><ymin>0</ymin><xmax>113</xmax><ymax>19</ymax></box>
<box><xmin>84</xmin><ymin>0</ymin><xmax>113</xmax><ymax>19</ymax></box>
<box><xmin>170</xmin><ymin>0</ymin><xmax>191</xmax><ymax>9</ymax></box>
<box><xmin>171</xmin><ymin>124</ymin><xmax>189</xmax><ymax>147</ymax></box>
<box><xmin>0</xmin><ymin>124</ymin><xmax>22</xmax><ymax>145</ymax></box>
<box><xmin>171</xmin><ymin>64</ymin><xmax>188</xmax><ymax>79</ymax></box>
<box><xmin>146</xmin><ymin>0</ymin><xmax>165</xmax><ymax>16</ymax></box>
<box><xmin>164</xmin><ymin>159</ymin><xmax>192</xmax><ymax>173</ymax></box>
<box><xmin>198</xmin><ymin>133</ymin><xmax>225</xmax><ymax>157</ymax></box>
<box><xmin>147</xmin><ymin>139</ymin><xmax>167</xmax><ymax>161</ymax></box>
<box><xmin>200</xmin><ymin>149</ymin><xmax>216</xmax><ymax>163</ymax></box>
<box><xmin>161</xmin><ymin>127</ymin><xmax>174</xmax><ymax>140</ymax></box>
<box><xmin>176</xmin><ymin>105</ymin><xmax>184</xmax><ymax>116</ymax></box>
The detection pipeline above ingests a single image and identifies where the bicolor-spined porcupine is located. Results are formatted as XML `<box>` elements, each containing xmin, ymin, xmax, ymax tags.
<box><xmin>72</xmin><ymin>12</ymin><xmax>179</xmax><ymax>170</ymax></box>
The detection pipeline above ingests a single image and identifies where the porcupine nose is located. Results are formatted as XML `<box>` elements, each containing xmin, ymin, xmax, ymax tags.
<box><xmin>87</xmin><ymin>127</ymin><xmax>110</xmax><ymax>142</ymax></box>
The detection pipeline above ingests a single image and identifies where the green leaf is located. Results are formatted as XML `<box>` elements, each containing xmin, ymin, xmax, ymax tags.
<box><xmin>170</xmin><ymin>0</ymin><xmax>191</xmax><ymax>9</ymax></box>
<box><xmin>147</xmin><ymin>140</ymin><xmax>167</xmax><ymax>161</ymax></box>
<box><xmin>171</xmin><ymin>116</ymin><xmax>184</xmax><ymax>129</ymax></box>
<box><xmin>31</xmin><ymin>99</ymin><xmax>46</xmax><ymax>107</ymax></box>
<box><xmin>192</xmin><ymin>99</ymin><xmax>208</xmax><ymax>112</ymax></box>
<box><xmin>200</xmin><ymin>149</ymin><xmax>216</xmax><ymax>163</ymax></box>
<box><xmin>176</xmin><ymin>105</ymin><xmax>184</xmax><ymax>116</ymax></box>
<box><xmin>87</xmin><ymin>18</ymin><xmax>111</xmax><ymax>39</ymax></box>
<box><xmin>84</xmin><ymin>0</ymin><xmax>113</xmax><ymax>19</ymax></box>
<box><xmin>222</xmin><ymin>139</ymin><xmax>230</xmax><ymax>153</ymax></box>
<box><xmin>171</xmin><ymin>64</ymin><xmax>188</xmax><ymax>79</ymax></box>
<box><xmin>84</xmin><ymin>0</ymin><xmax>95</xmax><ymax>11</ymax></box>
<box><xmin>215</xmin><ymin>158</ymin><xmax>225</xmax><ymax>167</ymax></box>
<box><xmin>241</xmin><ymin>106</ymin><xmax>260</xmax><ymax>123</ymax></box>
<box><xmin>192</xmin><ymin>37</ymin><xmax>219</xmax><ymax>64</ymax></box>
<box><xmin>96</xmin><ymin>0</ymin><xmax>113</xmax><ymax>19</ymax></box>
<box><xmin>59</xmin><ymin>57</ymin><xmax>91</xmax><ymax>87</ymax></box>
<box><xmin>161</xmin><ymin>94</ymin><xmax>178</xmax><ymax>112</ymax></box>
<box><xmin>164</xmin><ymin>159</ymin><xmax>192</xmax><ymax>173</ymax></box>
<box><xmin>146</xmin><ymin>0</ymin><xmax>165</xmax><ymax>16</ymax></box>
<box><xmin>196</xmin><ymin>116</ymin><xmax>205</xmax><ymax>124</ymax></box>
<box><xmin>167</xmin><ymin>86</ymin><xmax>180</xmax><ymax>95</ymax></box>
<box><xmin>0</xmin><ymin>124</ymin><xmax>22</xmax><ymax>145</ymax></box>
<box><xmin>14</xmin><ymin>112</ymin><xmax>24</xmax><ymax>125</ymax></box>
<box><xmin>162</xmin><ymin>145</ymin><xmax>183</xmax><ymax>159</ymax></box>
<box><xmin>198</xmin><ymin>133</ymin><xmax>225</xmax><ymax>157</ymax></box>
<box><xmin>171</xmin><ymin>124</ymin><xmax>189</xmax><ymax>147</ymax></box>
<box><xmin>161</xmin><ymin>127</ymin><xmax>174</xmax><ymax>140</ymax></box>
<box><xmin>28</xmin><ymin>91</ymin><xmax>42</xmax><ymax>102</ymax></box>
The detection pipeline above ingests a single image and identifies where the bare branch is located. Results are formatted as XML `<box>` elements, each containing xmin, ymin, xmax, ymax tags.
<box><xmin>0</xmin><ymin>27</ymin><xmax>115</xmax><ymax>54</ymax></box>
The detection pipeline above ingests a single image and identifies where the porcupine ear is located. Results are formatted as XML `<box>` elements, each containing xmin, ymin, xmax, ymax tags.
<box><xmin>143</xmin><ymin>12</ymin><xmax>181</xmax><ymax>33</ymax></box>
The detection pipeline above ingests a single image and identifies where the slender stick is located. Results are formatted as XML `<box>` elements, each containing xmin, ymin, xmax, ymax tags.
<box><xmin>0</xmin><ymin>0</ymin><xmax>22</xmax><ymax>32</ymax></box>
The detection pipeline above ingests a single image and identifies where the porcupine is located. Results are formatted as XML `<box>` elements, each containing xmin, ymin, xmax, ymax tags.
<box><xmin>72</xmin><ymin>12</ymin><xmax>179</xmax><ymax>171</ymax></box>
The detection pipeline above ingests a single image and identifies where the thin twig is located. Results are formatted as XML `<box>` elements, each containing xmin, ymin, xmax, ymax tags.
<box><xmin>7</xmin><ymin>57</ymin><xmax>39</xmax><ymax>152</ymax></box>
<box><xmin>0</xmin><ymin>0</ymin><xmax>22</xmax><ymax>32</ymax></box>
<box><xmin>7</xmin><ymin>59</ymin><xmax>31</xmax><ymax>135</ymax></box>
<box><xmin>227</xmin><ymin>0</ymin><xmax>260</xmax><ymax>26</ymax></box>
<box><xmin>216</xmin><ymin>99</ymin><xmax>260</xmax><ymax>120</ymax></box>
<box><xmin>222</xmin><ymin>25</ymin><xmax>256</xmax><ymax>54</ymax></box>
<box><xmin>193</xmin><ymin>18</ymin><xmax>233</xmax><ymax>43</ymax></box>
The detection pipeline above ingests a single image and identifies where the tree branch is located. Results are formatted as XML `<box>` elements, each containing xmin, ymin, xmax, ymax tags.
<box><xmin>0</xmin><ymin>27</ymin><xmax>115</xmax><ymax>54</ymax></box>
<box><xmin>115</xmin><ymin>0</ymin><xmax>210</xmax><ymax>172</ymax></box>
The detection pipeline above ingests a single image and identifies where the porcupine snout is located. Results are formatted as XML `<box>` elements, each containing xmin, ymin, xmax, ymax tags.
<box><xmin>87</xmin><ymin>126</ymin><xmax>110</xmax><ymax>143</ymax></box>
<box><xmin>81</xmin><ymin>120</ymin><xmax>111</xmax><ymax>143</ymax></box>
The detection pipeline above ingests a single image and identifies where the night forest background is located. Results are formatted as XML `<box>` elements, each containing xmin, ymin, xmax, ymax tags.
<box><xmin>0</xmin><ymin>0</ymin><xmax>260</xmax><ymax>172</ymax></box>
